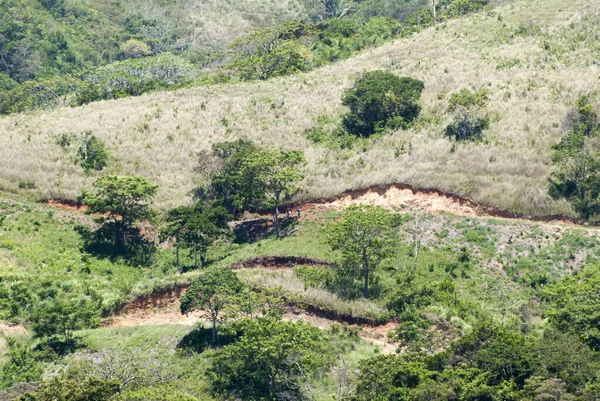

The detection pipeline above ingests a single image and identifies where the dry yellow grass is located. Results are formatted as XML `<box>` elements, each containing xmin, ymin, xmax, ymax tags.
<box><xmin>0</xmin><ymin>0</ymin><xmax>598</xmax><ymax>215</ymax></box>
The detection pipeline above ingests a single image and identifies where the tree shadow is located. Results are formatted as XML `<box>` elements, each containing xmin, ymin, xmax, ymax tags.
<box><xmin>34</xmin><ymin>337</ymin><xmax>85</xmax><ymax>358</ymax></box>
<box><xmin>177</xmin><ymin>324</ymin><xmax>241</xmax><ymax>353</ymax></box>
<box><xmin>74</xmin><ymin>223</ymin><xmax>156</xmax><ymax>267</ymax></box>
<box><xmin>233</xmin><ymin>217</ymin><xmax>299</xmax><ymax>244</ymax></box>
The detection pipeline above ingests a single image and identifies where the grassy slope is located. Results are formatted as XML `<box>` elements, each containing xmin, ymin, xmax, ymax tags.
<box><xmin>0</xmin><ymin>0</ymin><xmax>598</xmax><ymax>215</ymax></box>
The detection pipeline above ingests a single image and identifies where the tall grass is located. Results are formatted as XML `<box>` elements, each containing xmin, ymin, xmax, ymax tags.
<box><xmin>0</xmin><ymin>0</ymin><xmax>597</xmax><ymax>215</ymax></box>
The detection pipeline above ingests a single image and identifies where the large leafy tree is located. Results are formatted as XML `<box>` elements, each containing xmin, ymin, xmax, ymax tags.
<box><xmin>228</xmin><ymin>22</ymin><xmax>312</xmax><ymax>80</ymax></box>
<box><xmin>182</xmin><ymin>206</ymin><xmax>231</xmax><ymax>269</ymax></box>
<box><xmin>180</xmin><ymin>268</ymin><xmax>244</xmax><ymax>346</ymax></box>
<box><xmin>30</xmin><ymin>297</ymin><xmax>98</xmax><ymax>344</ymax></box>
<box><xmin>342</xmin><ymin>70</ymin><xmax>424</xmax><ymax>136</ymax></box>
<box><xmin>161</xmin><ymin>205</ymin><xmax>230</xmax><ymax>270</ymax></box>
<box><xmin>79</xmin><ymin>175</ymin><xmax>158</xmax><ymax>251</ymax></box>
<box><xmin>242</xmin><ymin>148</ymin><xmax>306</xmax><ymax>237</ymax></box>
<box><xmin>208</xmin><ymin>318</ymin><xmax>325</xmax><ymax>400</ymax></box>
<box><xmin>327</xmin><ymin>205</ymin><xmax>398</xmax><ymax>298</ymax></box>
<box><xmin>197</xmin><ymin>140</ymin><xmax>306</xmax><ymax>235</ymax></box>
<box><xmin>549</xmin><ymin>97</ymin><xmax>600</xmax><ymax>221</ymax></box>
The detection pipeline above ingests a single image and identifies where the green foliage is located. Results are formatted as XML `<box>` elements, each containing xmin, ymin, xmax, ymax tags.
<box><xmin>198</xmin><ymin>140</ymin><xmax>306</xmax><ymax>224</ymax></box>
<box><xmin>30</xmin><ymin>296</ymin><xmax>99</xmax><ymax>344</ymax></box>
<box><xmin>448</xmin><ymin>88</ymin><xmax>489</xmax><ymax>112</ymax></box>
<box><xmin>548</xmin><ymin>96</ymin><xmax>600</xmax><ymax>221</ymax></box>
<box><xmin>162</xmin><ymin>205</ymin><xmax>231</xmax><ymax>269</ymax></box>
<box><xmin>208</xmin><ymin>318</ymin><xmax>326</xmax><ymax>400</ymax></box>
<box><xmin>18</xmin><ymin>371</ymin><xmax>119</xmax><ymax>401</ymax></box>
<box><xmin>543</xmin><ymin>264</ymin><xmax>600</xmax><ymax>350</ymax></box>
<box><xmin>77</xmin><ymin>53</ymin><xmax>197</xmax><ymax>104</ymax></box>
<box><xmin>0</xmin><ymin>340</ymin><xmax>43</xmax><ymax>390</ymax></box>
<box><xmin>327</xmin><ymin>205</ymin><xmax>399</xmax><ymax>297</ymax></box>
<box><xmin>180</xmin><ymin>268</ymin><xmax>244</xmax><ymax>346</ymax></box>
<box><xmin>79</xmin><ymin>175</ymin><xmax>158</xmax><ymax>252</ymax></box>
<box><xmin>119</xmin><ymin>39</ymin><xmax>152</xmax><ymax>59</ymax></box>
<box><xmin>445</xmin><ymin>113</ymin><xmax>490</xmax><ymax>141</ymax></box>
<box><xmin>445</xmin><ymin>88</ymin><xmax>490</xmax><ymax>141</ymax></box>
<box><xmin>76</xmin><ymin>132</ymin><xmax>109</xmax><ymax>173</ymax></box>
<box><xmin>341</xmin><ymin>70</ymin><xmax>424</xmax><ymax>136</ymax></box>
<box><xmin>228</xmin><ymin>24</ymin><xmax>312</xmax><ymax>80</ymax></box>
<box><xmin>0</xmin><ymin>76</ymin><xmax>84</xmax><ymax>115</ymax></box>
<box><xmin>353</xmin><ymin>355</ymin><xmax>433</xmax><ymax>401</ymax></box>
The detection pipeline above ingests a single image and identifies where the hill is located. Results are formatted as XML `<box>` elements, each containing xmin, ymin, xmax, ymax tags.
<box><xmin>1</xmin><ymin>0</ymin><xmax>598</xmax><ymax>216</ymax></box>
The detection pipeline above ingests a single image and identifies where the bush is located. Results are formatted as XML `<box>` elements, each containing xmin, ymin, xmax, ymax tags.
<box><xmin>448</xmin><ymin>88</ymin><xmax>488</xmax><ymax>112</ymax></box>
<box><xmin>342</xmin><ymin>70</ymin><xmax>424</xmax><ymax>136</ymax></box>
<box><xmin>76</xmin><ymin>133</ymin><xmax>109</xmax><ymax>172</ymax></box>
<box><xmin>445</xmin><ymin>113</ymin><xmax>489</xmax><ymax>141</ymax></box>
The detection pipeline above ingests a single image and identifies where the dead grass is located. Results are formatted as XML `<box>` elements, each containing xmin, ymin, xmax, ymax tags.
<box><xmin>0</xmin><ymin>0</ymin><xmax>598</xmax><ymax>215</ymax></box>
<box><xmin>237</xmin><ymin>268</ymin><xmax>384</xmax><ymax>319</ymax></box>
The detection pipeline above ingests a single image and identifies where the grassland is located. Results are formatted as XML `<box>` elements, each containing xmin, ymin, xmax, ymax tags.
<box><xmin>0</xmin><ymin>0</ymin><xmax>598</xmax><ymax>216</ymax></box>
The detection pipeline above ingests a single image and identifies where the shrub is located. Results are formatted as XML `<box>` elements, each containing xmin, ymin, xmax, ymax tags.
<box><xmin>342</xmin><ymin>70</ymin><xmax>424</xmax><ymax>136</ymax></box>
<box><xmin>448</xmin><ymin>88</ymin><xmax>488</xmax><ymax>112</ymax></box>
<box><xmin>445</xmin><ymin>113</ymin><xmax>489</xmax><ymax>141</ymax></box>
<box><xmin>76</xmin><ymin>132</ymin><xmax>109</xmax><ymax>172</ymax></box>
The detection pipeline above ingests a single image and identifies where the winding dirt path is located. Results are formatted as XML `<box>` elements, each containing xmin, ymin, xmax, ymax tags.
<box><xmin>106</xmin><ymin>299</ymin><xmax>399</xmax><ymax>354</ymax></box>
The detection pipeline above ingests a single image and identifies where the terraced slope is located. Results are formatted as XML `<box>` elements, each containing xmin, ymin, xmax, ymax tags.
<box><xmin>0</xmin><ymin>0</ymin><xmax>598</xmax><ymax>215</ymax></box>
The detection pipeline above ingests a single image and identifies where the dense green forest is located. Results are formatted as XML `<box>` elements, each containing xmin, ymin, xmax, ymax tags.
<box><xmin>1</xmin><ymin>0</ymin><xmax>600</xmax><ymax>399</ymax></box>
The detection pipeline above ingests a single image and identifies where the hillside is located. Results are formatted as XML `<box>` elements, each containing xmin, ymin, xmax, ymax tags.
<box><xmin>1</xmin><ymin>0</ymin><xmax>598</xmax><ymax>216</ymax></box>
<box><xmin>0</xmin><ymin>0</ymin><xmax>311</xmax><ymax>83</ymax></box>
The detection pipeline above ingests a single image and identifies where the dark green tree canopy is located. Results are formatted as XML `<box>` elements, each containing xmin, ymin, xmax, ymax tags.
<box><xmin>79</xmin><ymin>175</ymin><xmax>158</xmax><ymax>250</ymax></box>
<box><xmin>548</xmin><ymin>96</ymin><xmax>600</xmax><ymax>221</ymax></box>
<box><xmin>208</xmin><ymin>318</ymin><xmax>325</xmax><ymax>400</ymax></box>
<box><xmin>342</xmin><ymin>70</ymin><xmax>424</xmax><ymax>136</ymax></box>
<box><xmin>327</xmin><ymin>205</ymin><xmax>398</xmax><ymax>297</ymax></box>
<box><xmin>197</xmin><ymin>140</ymin><xmax>306</xmax><ymax>221</ymax></box>
<box><xmin>180</xmin><ymin>268</ymin><xmax>244</xmax><ymax>346</ymax></box>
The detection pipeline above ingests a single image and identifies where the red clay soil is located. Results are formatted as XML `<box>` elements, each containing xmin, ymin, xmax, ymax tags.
<box><xmin>43</xmin><ymin>199</ymin><xmax>88</xmax><ymax>213</ymax></box>
<box><xmin>43</xmin><ymin>182</ymin><xmax>578</xmax><ymax>225</ymax></box>
<box><xmin>287</xmin><ymin>183</ymin><xmax>577</xmax><ymax>225</ymax></box>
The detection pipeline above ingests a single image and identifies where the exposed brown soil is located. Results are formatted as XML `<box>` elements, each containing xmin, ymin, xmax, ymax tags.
<box><xmin>43</xmin><ymin>182</ymin><xmax>580</xmax><ymax>227</ymax></box>
<box><xmin>0</xmin><ymin>322</ymin><xmax>28</xmax><ymax>336</ymax></box>
<box><xmin>43</xmin><ymin>198</ymin><xmax>88</xmax><ymax>213</ymax></box>
<box><xmin>289</xmin><ymin>183</ymin><xmax>577</xmax><ymax>225</ymax></box>
<box><xmin>107</xmin><ymin>296</ymin><xmax>400</xmax><ymax>354</ymax></box>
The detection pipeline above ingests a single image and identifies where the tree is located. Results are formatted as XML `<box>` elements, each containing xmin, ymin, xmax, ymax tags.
<box><xmin>342</xmin><ymin>70</ymin><xmax>424</xmax><ymax>136</ymax></box>
<box><xmin>208</xmin><ymin>318</ymin><xmax>325</xmax><ymax>400</ymax></box>
<box><xmin>549</xmin><ymin>97</ymin><xmax>600</xmax><ymax>221</ymax></box>
<box><xmin>76</xmin><ymin>132</ymin><xmax>109</xmax><ymax>172</ymax></box>
<box><xmin>179</xmin><ymin>268</ymin><xmax>244</xmax><ymax>346</ymax></box>
<box><xmin>228</xmin><ymin>24</ymin><xmax>312</xmax><ymax>80</ymax></box>
<box><xmin>30</xmin><ymin>297</ymin><xmax>98</xmax><ymax>344</ymax></box>
<box><xmin>120</xmin><ymin>39</ymin><xmax>152</xmax><ymax>59</ymax></box>
<box><xmin>182</xmin><ymin>205</ymin><xmax>231</xmax><ymax>268</ymax></box>
<box><xmin>242</xmin><ymin>148</ymin><xmax>306</xmax><ymax>237</ymax></box>
<box><xmin>197</xmin><ymin>140</ymin><xmax>264</xmax><ymax>215</ymax></box>
<box><xmin>161</xmin><ymin>205</ymin><xmax>230</xmax><ymax>270</ymax></box>
<box><xmin>79</xmin><ymin>175</ymin><xmax>158</xmax><ymax>252</ymax></box>
<box><xmin>327</xmin><ymin>205</ymin><xmax>398</xmax><ymax>298</ymax></box>
<box><xmin>161</xmin><ymin>206</ymin><xmax>190</xmax><ymax>273</ymax></box>
<box><xmin>197</xmin><ymin>140</ymin><xmax>306</xmax><ymax>235</ymax></box>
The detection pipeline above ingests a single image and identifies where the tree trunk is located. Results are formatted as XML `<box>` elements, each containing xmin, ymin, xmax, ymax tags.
<box><xmin>274</xmin><ymin>207</ymin><xmax>280</xmax><ymax>237</ymax></box>
<box><xmin>211</xmin><ymin>318</ymin><xmax>218</xmax><ymax>347</ymax></box>
<box><xmin>194</xmin><ymin>242</ymin><xmax>198</xmax><ymax>270</ymax></box>
<box><xmin>175</xmin><ymin>247</ymin><xmax>180</xmax><ymax>274</ymax></box>
<box><xmin>362</xmin><ymin>251</ymin><xmax>369</xmax><ymax>298</ymax></box>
